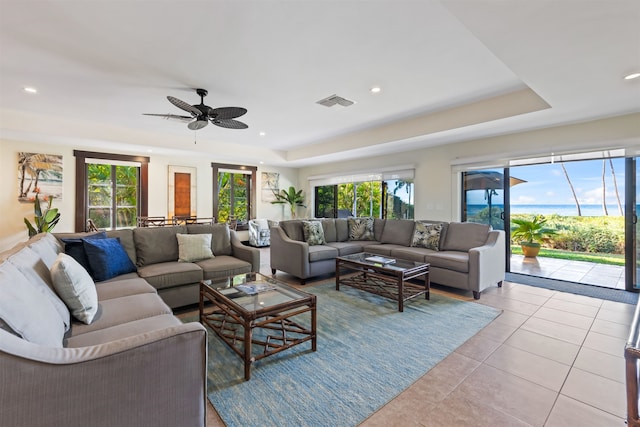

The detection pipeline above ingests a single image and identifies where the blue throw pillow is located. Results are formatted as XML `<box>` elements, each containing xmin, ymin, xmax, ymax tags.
<box><xmin>82</xmin><ymin>237</ymin><xmax>137</xmax><ymax>282</ymax></box>
<box><xmin>60</xmin><ymin>232</ymin><xmax>107</xmax><ymax>275</ymax></box>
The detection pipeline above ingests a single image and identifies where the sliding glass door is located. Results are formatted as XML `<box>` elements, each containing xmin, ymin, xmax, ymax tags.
<box><xmin>626</xmin><ymin>157</ymin><xmax>639</xmax><ymax>290</ymax></box>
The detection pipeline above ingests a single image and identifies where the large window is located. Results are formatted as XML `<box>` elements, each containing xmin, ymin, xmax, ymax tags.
<box><xmin>74</xmin><ymin>151</ymin><xmax>149</xmax><ymax>232</ymax></box>
<box><xmin>314</xmin><ymin>178</ymin><xmax>414</xmax><ymax>219</ymax></box>
<box><xmin>212</xmin><ymin>163</ymin><xmax>256</xmax><ymax>227</ymax></box>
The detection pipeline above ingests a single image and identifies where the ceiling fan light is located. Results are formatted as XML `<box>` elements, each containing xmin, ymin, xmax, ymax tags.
<box><xmin>188</xmin><ymin>119</ymin><xmax>208</xmax><ymax>130</ymax></box>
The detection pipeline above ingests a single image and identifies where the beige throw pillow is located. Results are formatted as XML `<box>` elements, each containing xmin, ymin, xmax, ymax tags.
<box><xmin>50</xmin><ymin>253</ymin><xmax>99</xmax><ymax>324</ymax></box>
<box><xmin>177</xmin><ymin>233</ymin><xmax>214</xmax><ymax>262</ymax></box>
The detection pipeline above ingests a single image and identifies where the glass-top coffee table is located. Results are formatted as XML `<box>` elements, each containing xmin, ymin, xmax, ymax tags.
<box><xmin>199</xmin><ymin>272</ymin><xmax>316</xmax><ymax>380</ymax></box>
<box><xmin>336</xmin><ymin>252</ymin><xmax>430</xmax><ymax>312</ymax></box>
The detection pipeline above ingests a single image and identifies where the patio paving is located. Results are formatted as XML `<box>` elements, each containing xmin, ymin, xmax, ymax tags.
<box><xmin>510</xmin><ymin>255</ymin><xmax>626</xmax><ymax>290</ymax></box>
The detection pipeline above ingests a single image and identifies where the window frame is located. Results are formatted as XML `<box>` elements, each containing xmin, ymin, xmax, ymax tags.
<box><xmin>211</xmin><ymin>163</ymin><xmax>257</xmax><ymax>229</ymax></box>
<box><xmin>74</xmin><ymin>150</ymin><xmax>149</xmax><ymax>232</ymax></box>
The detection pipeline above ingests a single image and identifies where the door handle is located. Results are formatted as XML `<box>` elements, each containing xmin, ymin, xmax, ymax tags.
<box><xmin>500</xmin><ymin>212</ymin><xmax>505</xmax><ymax>220</ymax></box>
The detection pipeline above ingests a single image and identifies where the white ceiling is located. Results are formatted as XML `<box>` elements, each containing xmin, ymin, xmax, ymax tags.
<box><xmin>1</xmin><ymin>0</ymin><xmax>639</xmax><ymax>167</ymax></box>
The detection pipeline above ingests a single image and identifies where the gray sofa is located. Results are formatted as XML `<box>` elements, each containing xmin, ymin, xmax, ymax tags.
<box><xmin>270</xmin><ymin>218</ymin><xmax>505</xmax><ymax>299</ymax></box>
<box><xmin>56</xmin><ymin>223</ymin><xmax>260</xmax><ymax>309</ymax></box>
<box><xmin>0</xmin><ymin>232</ymin><xmax>207</xmax><ymax>427</ymax></box>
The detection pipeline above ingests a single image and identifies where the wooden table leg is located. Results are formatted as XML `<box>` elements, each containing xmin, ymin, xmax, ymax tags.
<box><xmin>335</xmin><ymin>259</ymin><xmax>340</xmax><ymax>291</ymax></box>
<box><xmin>398</xmin><ymin>276</ymin><xmax>404</xmax><ymax>312</ymax></box>
<box><xmin>244</xmin><ymin>322</ymin><xmax>252</xmax><ymax>381</ymax></box>
<box><xmin>311</xmin><ymin>303</ymin><xmax>317</xmax><ymax>351</ymax></box>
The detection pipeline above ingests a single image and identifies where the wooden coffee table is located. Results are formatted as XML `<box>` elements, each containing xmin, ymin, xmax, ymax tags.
<box><xmin>336</xmin><ymin>252</ymin><xmax>430</xmax><ymax>312</ymax></box>
<box><xmin>199</xmin><ymin>272</ymin><xmax>316</xmax><ymax>380</ymax></box>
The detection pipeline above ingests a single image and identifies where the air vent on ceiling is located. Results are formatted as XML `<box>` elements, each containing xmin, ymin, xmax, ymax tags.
<box><xmin>316</xmin><ymin>94</ymin><xmax>355</xmax><ymax>108</ymax></box>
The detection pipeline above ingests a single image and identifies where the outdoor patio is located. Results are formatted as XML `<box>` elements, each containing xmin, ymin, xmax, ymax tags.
<box><xmin>510</xmin><ymin>254</ymin><xmax>625</xmax><ymax>290</ymax></box>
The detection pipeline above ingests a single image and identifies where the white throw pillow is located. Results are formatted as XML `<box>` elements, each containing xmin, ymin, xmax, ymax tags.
<box><xmin>177</xmin><ymin>233</ymin><xmax>214</xmax><ymax>262</ymax></box>
<box><xmin>0</xmin><ymin>262</ymin><xmax>65</xmax><ymax>347</ymax></box>
<box><xmin>50</xmin><ymin>253</ymin><xmax>99</xmax><ymax>324</ymax></box>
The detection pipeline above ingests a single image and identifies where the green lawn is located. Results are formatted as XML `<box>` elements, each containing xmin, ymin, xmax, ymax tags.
<box><xmin>510</xmin><ymin>245</ymin><xmax>625</xmax><ymax>266</ymax></box>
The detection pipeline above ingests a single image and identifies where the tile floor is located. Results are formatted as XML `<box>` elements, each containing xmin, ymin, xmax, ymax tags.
<box><xmin>202</xmin><ymin>247</ymin><xmax>633</xmax><ymax>426</ymax></box>
<box><xmin>510</xmin><ymin>254</ymin><xmax>626</xmax><ymax>290</ymax></box>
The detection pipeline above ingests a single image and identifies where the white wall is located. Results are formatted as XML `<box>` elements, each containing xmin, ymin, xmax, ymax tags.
<box><xmin>0</xmin><ymin>140</ymin><xmax>298</xmax><ymax>250</ymax></box>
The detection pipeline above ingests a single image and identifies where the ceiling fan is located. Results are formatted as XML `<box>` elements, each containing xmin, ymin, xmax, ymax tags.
<box><xmin>144</xmin><ymin>88</ymin><xmax>248</xmax><ymax>130</ymax></box>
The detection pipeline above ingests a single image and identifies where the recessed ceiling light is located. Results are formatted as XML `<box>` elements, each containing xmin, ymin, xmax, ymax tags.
<box><xmin>370</xmin><ymin>86</ymin><xmax>381</xmax><ymax>94</ymax></box>
<box><xmin>259</xmin><ymin>161</ymin><xmax>264</xmax><ymax>164</ymax></box>
<box><xmin>259</xmin><ymin>131</ymin><xmax>266</xmax><ymax>136</ymax></box>
<box><xmin>147</xmin><ymin>149</ymin><xmax>153</xmax><ymax>153</ymax></box>
<box><xmin>624</xmin><ymin>72</ymin><xmax>640</xmax><ymax>80</ymax></box>
<box><xmin>24</xmin><ymin>87</ymin><xmax>37</xmax><ymax>94</ymax></box>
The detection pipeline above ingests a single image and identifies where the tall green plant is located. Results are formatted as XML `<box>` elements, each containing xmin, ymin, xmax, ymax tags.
<box><xmin>271</xmin><ymin>186</ymin><xmax>306</xmax><ymax>218</ymax></box>
<box><xmin>24</xmin><ymin>194</ymin><xmax>60</xmax><ymax>237</ymax></box>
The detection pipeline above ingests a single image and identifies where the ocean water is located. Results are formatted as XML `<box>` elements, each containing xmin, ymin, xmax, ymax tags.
<box><xmin>468</xmin><ymin>204</ymin><xmax>626</xmax><ymax>217</ymax></box>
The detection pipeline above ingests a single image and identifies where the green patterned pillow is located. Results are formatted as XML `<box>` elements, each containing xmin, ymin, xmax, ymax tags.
<box><xmin>302</xmin><ymin>221</ymin><xmax>326</xmax><ymax>246</ymax></box>
<box><xmin>411</xmin><ymin>222</ymin><xmax>442</xmax><ymax>250</ymax></box>
<box><xmin>347</xmin><ymin>217</ymin><xmax>375</xmax><ymax>241</ymax></box>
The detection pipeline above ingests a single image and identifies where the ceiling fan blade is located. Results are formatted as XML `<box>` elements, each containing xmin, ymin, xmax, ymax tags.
<box><xmin>209</xmin><ymin>107</ymin><xmax>247</xmax><ymax>120</ymax></box>
<box><xmin>188</xmin><ymin>119</ymin><xmax>209</xmax><ymax>130</ymax></box>
<box><xmin>167</xmin><ymin>96</ymin><xmax>201</xmax><ymax>116</ymax></box>
<box><xmin>143</xmin><ymin>113</ymin><xmax>193</xmax><ymax>123</ymax></box>
<box><xmin>212</xmin><ymin>119</ymin><xmax>248</xmax><ymax>129</ymax></box>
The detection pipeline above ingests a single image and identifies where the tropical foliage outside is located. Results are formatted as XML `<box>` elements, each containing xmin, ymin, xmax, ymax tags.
<box><xmin>217</xmin><ymin>172</ymin><xmax>248</xmax><ymax>223</ymax></box>
<box><xmin>87</xmin><ymin>164</ymin><xmax>138</xmax><ymax>229</ymax></box>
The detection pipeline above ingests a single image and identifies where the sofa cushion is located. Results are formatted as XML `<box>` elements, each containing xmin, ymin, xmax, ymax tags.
<box><xmin>348</xmin><ymin>217</ymin><xmax>375</xmax><ymax>241</ymax></box>
<box><xmin>60</xmin><ymin>232</ymin><xmax>106</xmax><ymax>276</ymax></box>
<box><xmin>137</xmin><ymin>261</ymin><xmax>203</xmax><ymax>290</ymax></box>
<box><xmin>374</xmin><ymin>218</ymin><xmax>386</xmax><ymax>241</ymax></box>
<box><xmin>280</xmin><ymin>220</ymin><xmax>305</xmax><ymax>242</ymax></box>
<box><xmin>426</xmin><ymin>251</ymin><xmax>470</xmax><ymax>273</ymax></box>
<box><xmin>320</xmin><ymin>219</ymin><xmax>337</xmax><ymax>243</ymax></box>
<box><xmin>380</xmin><ymin>219</ymin><xmax>414</xmax><ymax>246</ymax></box>
<box><xmin>186</xmin><ymin>223</ymin><xmax>232</xmax><ymax>256</ymax></box>
<box><xmin>95</xmin><ymin>277</ymin><xmax>157</xmax><ymax>301</ymax></box>
<box><xmin>27</xmin><ymin>232</ymin><xmax>63</xmax><ymax>268</ymax></box>
<box><xmin>411</xmin><ymin>222</ymin><xmax>443</xmax><ymax>251</ymax></box>
<box><xmin>106</xmin><ymin>229</ymin><xmax>136</xmax><ymax>264</ymax></box>
<box><xmin>7</xmin><ymin>246</ymin><xmax>71</xmax><ymax>331</ymax></box>
<box><xmin>83</xmin><ymin>237</ymin><xmax>138</xmax><ymax>282</ymax></box>
<box><xmin>308</xmin><ymin>245</ymin><xmax>339</xmax><ymax>262</ymax></box>
<box><xmin>133</xmin><ymin>226</ymin><xmax>186</xmax><ymax>266</ymax></box>
<box><xmin>196</xmin><ymin>255</ymin><xmax>253</xmax><ymax>280</ymax></box>
<box><xmin>0</xmin><ymin>262</ymin><xmax>66</xmax><ymax>347</ymax></box>
<box><xmin>388</xmin><ymin>247</ymin><xmax>431</xmax><ymax>263</ymax></box>
<box><xmin>50</xmin><ymin>253</ymin><xmax>98</xmax><ymax>324</ymax></box>
<box><xmin>326</xmin><ymin>241</ymin><xmax>366</xmax><ymax>256</ymax></box>
<box><xmin>177</xmin><ymin>233</ymin><xmax>214</xmax><ymax>262</ymax></box>
<box><xmin>335</xmin><ymin>219</ymin><xmax>349</xmax><ymax>242</ymax></box>
<box><xmin>441</xmin><ymin>222</ymin><xmax>490</xmax><ymax>252</ymax></box>
<box><xmin>302</xmin><ymin>220</ymin><xmax>327</xmax><ymax>246</ymax></box>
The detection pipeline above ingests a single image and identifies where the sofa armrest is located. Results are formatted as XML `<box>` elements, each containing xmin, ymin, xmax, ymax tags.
<box><xmin>270</xmin><ymin>226</ymin><xmax>310</xmax><ymax>279</ymax></box>
<box><xmin>230</xmin><ymin>230</ymin><xmax>260</xmax><ymax>271</ymax></box>
<box><xmin>468</xmin><ymin>230</ymin><xmax>506</xmax><ymax>292</ymax></box>
<box><xmin>0</xmin><ymin>322</ymin><xmax>207</xmax><ymax>427</ymax></box>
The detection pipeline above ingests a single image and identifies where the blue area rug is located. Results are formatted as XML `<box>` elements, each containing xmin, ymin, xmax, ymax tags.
<box><xmin>506</xmin><ymin>272</ymin><xmax>639</xmax><ymax>305</ymax></box>
<box><xmin>198</xmin><ymin>282</ymin><xmax>501</xmax><ymax>427</ymax></box>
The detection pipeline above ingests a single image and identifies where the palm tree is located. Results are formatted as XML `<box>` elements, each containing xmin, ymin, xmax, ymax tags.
<box><xmin>560</xmin><ymin>163</ymin><xmax>582</xmax><ymax>216</ymax></box>
<box><xmin>602</xmin><ymin>160</ymin><xmax>608</xmax><ymax>216</ymax></box>
<box><xmin>609</xmin><ymin>158</ymin><xmax>623</xmax><ymax>215</ymax></box>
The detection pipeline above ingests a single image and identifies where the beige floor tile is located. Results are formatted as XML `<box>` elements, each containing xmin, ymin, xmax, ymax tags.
<box><xmin>549</xmin><ymin>292</ymin><xmax>603</xmax><ymax>308</ymax></box>
<box><xmin>591</xmin><ymin>318</ymin><xmax>631</xmax><ymax>339</ymax></box>
<box><xmin>360</xmin><ymin>389</ymin><xmax>437</xmax><ymax>427</ymax></box>
<box><xmin>545</xmin><ymin>394</ymin><xmax>626</xmax><ymax>427</ymax></box>
<box><xmin>602</xmin><ymin>300</ymin><xmax>637</xmax><ymax>314</ymax></box>
<box><xmin>508</xmin><ymin>284</ymin><xmax>557</xmax><ymax>297</ymax></box>
<box><xmin>415</xmin><ymin>352</ymin><xmax>481</xmax><ymax>404</ymax></box>
<box><xmin>561</xmin><ymin>367</ymin><xmax>626</xmax><ymax>418</ymax></box>
<box><xmin>582</xmin><ymin>331</ymin><xmax>627</xmax><ymax>357</ymax></box>
<box><xmin>504</xmin><ymin>329</ymin><xmax>580</xmax><ymax>366</ymax></box>
<box><xmin>205</xmin><ymin>401</ymin><xmax>225</xmax><ymax>427</ymax></box>
<box><xmin>452</xmin><ymin>364</ymin><xmax>557</xmax><ymax>427</ymax></box>
<box><xmin>543</xmin><ymin>297</ymin><xmax>600</xmax><ymax>317</ymax></box>
<box><xmin>419</xmin><ymin>395</ymin><xmax>532</xmax><ymax>427</ymax></box>
<box><xmin>476</xmin><ymin>293</ymin><xmax>541</xmax><ymax>316</ymax></box>
<box><xmin>477</xmin><ymin>320</ymin><xmax>519</xmax><ymax>343</ymax></box>
<box><xmin>573</xmin><ymin>347</ymin><xmax>625</xmax><ymax>383</ymax></box>
<box><xmin>501</xmin><ymin>290</ymin><xmax>551</xmax><ymax>306</ymax></box>
<box><xmin>491</xmin><ymin>309</ymin><xmax>530</xmax><ymax>328</ymax></box>
<box><xmin>521</xmin><ymin>316</ymin><xmax>589</xmax><ymax>346</ymax></box>
<box><xmin>455</xmin><ymin>333</ymin><xmax>502</xmax><ymax>362</ymax></box>
<box><xmin>533</xmin><ymin>306</ymin><xmax>595</xmax><ymax>330</ymax></box>
<box><xmin>484</xmin><ymin>344</ymin><xmax>571</xmax><ymax>391</ymax></box>
<box><xmin>597</xmin><ymin>307</ymin><xmax>635</xmax><ymax>326</ymax></box>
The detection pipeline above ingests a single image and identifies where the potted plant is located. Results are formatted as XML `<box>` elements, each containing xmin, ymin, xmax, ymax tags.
<box><xmin>271</xmin><ymin>186</ymin><xmax>306</xmax><ymax>219</ymax></box>
<box><xmin>511</xmin><ymin>215</ymin><xmax>556</xmax><ymax>258</ymax></box>
<box><xmin>24</xmin><ymin>193</ymin><xmax>60</xmax><ymax>238</ymax></box>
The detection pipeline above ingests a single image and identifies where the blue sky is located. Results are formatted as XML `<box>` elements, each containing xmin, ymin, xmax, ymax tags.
<box><xmin>466</xmin><ymin>158</ymin><xmax>627</xmax><ymax>207</ymax></box>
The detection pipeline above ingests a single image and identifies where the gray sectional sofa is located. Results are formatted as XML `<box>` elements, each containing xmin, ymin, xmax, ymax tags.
<box><xmin>270</xmin><ymin>218</ymin><xmax>505</xmax><ymax>299</ymax></box>
<box><xmin>56</xmin><ymin>223</ymin><xmax>260</xmax><ymax>309</ymax></box>
<box><xmin>0</xmin><ymin>232</ymin><xmax>207</xmax><ymax>427</ymax></box>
